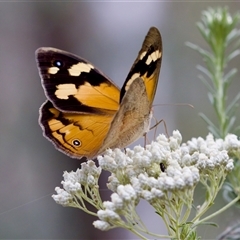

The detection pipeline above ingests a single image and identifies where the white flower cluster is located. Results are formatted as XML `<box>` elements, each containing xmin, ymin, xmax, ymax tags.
<box><xmin>52</xmin><ymin>160</ymin><xmax>101</xmax><ymax>208</ymax></box>
<box><xmin>98</xmin><ymin>131</ymin><xmax>236</xmax><ymax>192</ymax></box>
<box><xmin>183</xmin><ymin>133</ymin><xmax>236</xmax><ymax>172</ymax></box>
<box><xmin>52</xmin><ymin>131</ymin><xmax>239</xmax><ymax>233</ymax></box>
<box><xmin>93</xmin><ymin>184</ymin><xmax>138</xmax><ymax>231</ymax></box>
<box><xmin>94</xmin><ymin>131</ymin><xmax>236</xmax><ymax>230</ymax></box>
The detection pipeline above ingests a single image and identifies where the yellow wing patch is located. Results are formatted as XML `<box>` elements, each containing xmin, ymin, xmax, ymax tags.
<box><xmin>42</xmin><ymin>103</ymin><xmax>115</xmax><ymax>159</ymax></box>
<box><xmin>74</xmin><ymin>82</ymin><xmax>120</xmax><ymax>111</ymax></box>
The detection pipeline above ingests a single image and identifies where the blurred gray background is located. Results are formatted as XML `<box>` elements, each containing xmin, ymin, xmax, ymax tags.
<box><xmin>0</xmin><ymin>1</ymin><xmax>240</xmax><ymax>239</ymax></box>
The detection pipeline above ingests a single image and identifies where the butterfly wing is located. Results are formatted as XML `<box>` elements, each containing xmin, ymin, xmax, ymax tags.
<box><xmin>120</xmin><ymin>27</ymin><xmax>162</xmax><ymax>105</ymax></box>
<box><xmin>97</xmin><ymin>77</ymin><xmax>151</xmax><ymax>154</ymax></box>
<box><xmin>36</xmin><ymin>47</ymin><xmax>120</xmax><ymax>114</ymax></box>
<box><xmin>36</xmin><ymin>27</ymin><xmax>162</xmax><ymax>159</ymax></box>
<box><xmin>40</xmin><ymin>101</ymin><xmax>115</xmax><ymax>159</ymax></box>
<box><xmin>98</xmin><ymin>27</ymin><xmax>162</xmax><ymax>153</ymax></box>
<box><xmin>36</xmin><ymin>48</ymin><xmax>120</xmax><ymax>159</ymax></box>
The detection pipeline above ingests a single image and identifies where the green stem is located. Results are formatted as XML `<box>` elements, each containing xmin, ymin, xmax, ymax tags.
<box><xmin>192</xmin><ymin>195</ymin><xmax>240</xmax><ymax>229</ymax></box>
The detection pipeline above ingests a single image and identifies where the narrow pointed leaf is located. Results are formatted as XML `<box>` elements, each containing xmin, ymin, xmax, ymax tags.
<box><xmin>196</xmin><ymin>65</ymin><xmax>213</xmax><ymax>80</ymax></box>
<box><xmin>226</xmin><ymin>49</ymin><xmax>240</xmax><ymax>62</ymax></box>
<box><xmin>198</xmin><ymin>75</ymin><xmax>214</xmax><ymax>93</ymax></box>
<box><xmin>226</xmin><ymin>92</ymin><xmax>240</xmax><ymax>115</ymax></box>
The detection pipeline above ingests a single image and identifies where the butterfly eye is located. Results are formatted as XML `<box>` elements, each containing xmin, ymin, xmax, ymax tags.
<box><xmin>54</xmin><ymin>60</ymin><xmax>62</xmax><ymax>68</ymax></box>
<box><xmin>72</xmin><ymin>139</ymin><xmax>81</xmax><ymax>147</ymax></box>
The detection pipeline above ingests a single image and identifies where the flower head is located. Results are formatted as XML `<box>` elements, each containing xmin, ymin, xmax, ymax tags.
<box><xmin>52</xmin><ymin>130</ymin><xmax>239</xmax><ymax>238</ymax></box>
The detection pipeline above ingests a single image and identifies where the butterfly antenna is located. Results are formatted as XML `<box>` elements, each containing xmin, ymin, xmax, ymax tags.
<box><xmin>153</xmin><ymin>103</ymin><xmax>194</xmax><ymax>108</ymax></box>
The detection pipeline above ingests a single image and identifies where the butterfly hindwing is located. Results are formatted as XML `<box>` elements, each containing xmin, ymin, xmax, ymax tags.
<box><xmin>36</xmin><ymin>48</ymin><xmax>120</xmax><ymax>114</ymax></box>
<box><xmin>40</xmin><ymin>101</ymin><xmax>115</xmax><ymax>159</ymax></box>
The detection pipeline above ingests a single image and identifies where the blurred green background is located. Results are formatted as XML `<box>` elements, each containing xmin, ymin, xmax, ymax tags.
<box><xmin>0</xmin><ymin>1</ymin><xmax>240</xmax><ymax>239</ymax></box>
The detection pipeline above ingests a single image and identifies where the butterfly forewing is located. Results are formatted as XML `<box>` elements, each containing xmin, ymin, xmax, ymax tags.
<box><xmin>36</xmin><ymin>48</ymin><xmax>120</xmax><ymax>114</ymax></box>
<box><xmin>120</xmin><ymin>27</ymin><xmax>162</xmax><ymax>105</ymax></box>
<box><xmin>98</xmin><ymin>27</ymin><xmax>162</xmax><ymax>155</ymax></box>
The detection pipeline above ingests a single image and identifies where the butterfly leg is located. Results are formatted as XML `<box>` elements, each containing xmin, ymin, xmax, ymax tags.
<box><xmin>150</xmin><ymin>118</ymin><xmax>169</xmax><ymax>138</ymax></box>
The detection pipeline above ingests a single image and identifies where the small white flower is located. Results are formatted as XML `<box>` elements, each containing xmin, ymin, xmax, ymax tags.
<box><xmin>52</xmin><ymin>187</ymin><xmax>75</xmax><ymax>206</ymax></box>
<box><xmin>181</xmin><ymin>146</ymin><xmax>190</xmax><ymax>156</ymax></box>
<box><xmin>93</xmin><ymin>220</ymin><xmax>111</xmax><ymax>231</ymax></box>
<box><xmin>98</xmin><ymin>209</ymin><xmax>121</xmax><ymax>222</ymax></box>
<box><xmin>182</xmin><ymin>167</ymin><xmax>199</xmax><ymax>186</ymax></box>
<box><xmin>151</xmin><ymin>188</ymin><xmax>164</xmax><ymax>198</ymax></box>
<box><xmin>166</xmin><ymin>165</ymin><xmax>182</xmax><ymax>178</ymax></box>
<box><xmin>138</xmin><ymin>173</ymin><xmax>148</xmax><ymax>183</ymax></box>
<box><xmin>189</xmin><ymin>166</ymin><xmax>200</xmax><ymax>183</ymax></box>
<box><xmin>61</xmin><ymin>180</ymin><xmax>82</xmax><ymax>194</ymax></box>
<box><xmin>117</xmin><ymin>185</ymin><xmax>136</xmax><ymax>202</ymax></box>
<box><xmin>107</xmin><ymin>176</ymin><xmax>120</xmax><ymax>192</ymax></box>
<box><xmin>87</xmin><ymin>175</ymin><xmax>96</xmax><ymax>187</ymax></box>
<box><xmin>226</xmin><ymin>159</ymin><xmax>234</xmax><ymax>171</ymax></box>
<box><xmin>103</xmin><ymin>201</ymin><xmax>115</xmax><ymax>211</ymax></box>
<box><xmin>98</xmin><ymin>154</ymin><xmax>118</xmax><ymax>172</ymax></box>
<box><xmin>173</xmin><ymin>130</ymin><xmax>182</xmax><ymax>144</ymax></box>
<box><xmin>173</xmin><ymin>175</ymin><xmax>185</xmax><ymax>189</ymax></box>
<box><xmin>141</xmin><ymin>190</ymin><xmax>153</xmax><ymax>201</ymax></box>
<box><xmin>146</xmin><ymin>176</ymin><xmax>158</xmax><ymax>188</ymax></box>
<box><xmin>87</xmin><ymin>160</ymin><xmax>102</xmax><ymax>177</ymax></box>
<box><xmin>169</xmin><ymin>137</ymin><xmax>179</xmax><ymax>150</ymax></box>
<box><xmin>181</xmin><ymin>153</ymin><xmax>192</xmax><ymax>165</ymax></box>
<box><xmin>114</xmin><ymin>148</ymin><xmax>130</xmax><ymax>169</ymax></box>
<box><xmin>224</xmin><ymin>134</ymin><xmax>240</xmax><ymax>150</ymax></box>
<box><xmin>130</xmin><ymin>177</ymin><xmax>142</xmax><ymax>195</ymax></box>
<box><xmin>162</xmin><ymin>176</ymin><xmax>175</xmax><ymax>190</ymax></box>
<box><xmin>111</xmin><ymin>193</ymin><xmax>124</xmax><ymax>210</ymax></box>
<box><xmin>157</xmin><ymin>133</ymin><xmax>169</xmax><ymax>143</ymax></box>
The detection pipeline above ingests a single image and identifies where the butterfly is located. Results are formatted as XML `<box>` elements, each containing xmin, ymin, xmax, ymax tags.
<box><xmin>35</xmin><ymin>26</ymin><xmax>162</xmax><ymax>160</ymax></box>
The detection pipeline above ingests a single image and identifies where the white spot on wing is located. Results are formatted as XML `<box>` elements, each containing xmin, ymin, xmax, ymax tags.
<box><xmin>139</xmin><ymin>51</ymin><xmax>147</xmax><ymax>60</ymax></box>
<box><xmin>125</xmin><ymin>73</ymin><xmax>140</xmax><ymax>91</ymax></box>
<box><xmin>146</xmin><ymin>56</ymin><xmax>152</xmax><ymax>65</ymax></box>
<box><xmin>48</xmin><ymin>67</ymin><xmax>59</xmax><ymax>74</ymax></box>
<box><xmin>145</xmin><ymin>50</ymin><xmax>162</xmax><ymax>65</ymax></box>
<box><xmin>55</xmin><ymin>84</ymin><xmax>78</xmax><ymax>99</ymax></box>
<box><xmin>68</xmin><ymin>62</ymin><xmax>94</xmax><ymax>76</ymax></box>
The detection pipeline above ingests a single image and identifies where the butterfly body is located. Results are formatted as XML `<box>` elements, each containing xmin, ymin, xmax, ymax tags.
<box><xmin>36</xmin><ymin>27</ymin><xmax>162</xmax><ymax>159</ymax></box>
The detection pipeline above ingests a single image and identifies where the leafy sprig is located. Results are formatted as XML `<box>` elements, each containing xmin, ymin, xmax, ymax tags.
<box><xmin>186</xmin><ymin>7</ymin><xmax>240</xmax><ymax>138</ymax></box>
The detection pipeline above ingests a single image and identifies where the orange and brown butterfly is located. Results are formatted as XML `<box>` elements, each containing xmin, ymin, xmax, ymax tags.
<box><xmin>35</xmin><ymin>26</ymin><xmax>162</xmax><ymax>159</ymax></box>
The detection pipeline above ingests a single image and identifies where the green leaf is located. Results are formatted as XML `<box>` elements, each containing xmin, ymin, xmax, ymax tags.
<box><xmin>198</xmin><ymin>75</ymin><xmax>214</xmax><ymax>93</ymax></box>
<box><xmin>196</xmin><ymin>65</ymin><xmax>213</xmax><ymax>80</ymax></box>
<box><xmin>223</xmin><ymin>68</ymin><xmax>237</xmax><ymax>85</ymax></box>
<box><xmin>186</xmin><ymin>42</ymin><xmax>214</xmax><ymax>61</ymax></box>
<box><xmin>196</xmin><ymin>22</ymin><xmax>210</xmax><ymax>43</ymax></box>
<box><xmin>226</xmin><ymin>92</ymin><xmax>240</xmax><ymax>115</ymax></box>
<box><xmin>208</xmin><ymin>125</ymin><xmax>220</xmax><ymax>138</ymax></box>
<box><xmin>207</xmin><ymin>92</ymin><xmax>214</xmax><ymax>105</ymax></box>
<box><xmin>233</xmin><ymin>125</ymin><xmax>240</xmax><ymax>134</ymax></box>
<box><xmin>226</xmin><ymin>29</ymin><xmax>240</xmax><ymax>46</ymax></box>
<box><xmin>226</xmin><ymin>49</ymin><xmax>240</xmax><ymax>62</ymax></box>
<box><xmin>199</xmin><ymin>113</ymin><xmax>220</xmax><ymax>137</ymax></box>
<box><xmin>197</xmin><ymin>221</ymin><xmax>218</xmax><ymax>227</ymax></box>
<box><xmin>226</xmin><ymin>116</ymin><xmax>236</xmax><ymax>133</ymax></box>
